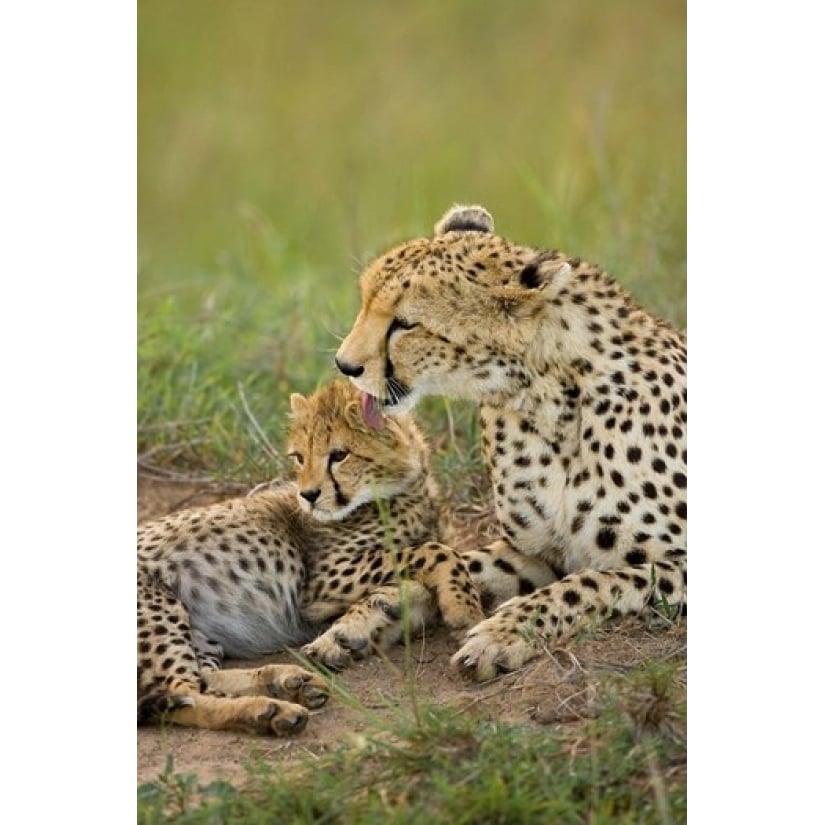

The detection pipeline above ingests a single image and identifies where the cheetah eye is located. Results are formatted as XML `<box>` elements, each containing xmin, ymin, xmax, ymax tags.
<box><xmin>288</xmin><ymin>452</ymin><xmax>304</xmax><ymax>466</ymax></box>
<box><xmin>329</xmin><ymin>448</ymin><xmax>350</xmax><ymax>464</ymax></box>
<box><xmin>387</xmin><ymin>317</ymin><xmax>418</xmax><ymax>338</ymax></box>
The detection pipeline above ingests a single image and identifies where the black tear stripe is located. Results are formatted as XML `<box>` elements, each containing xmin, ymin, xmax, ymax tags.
<box><xmin>385</xmin><ymin>317</ymin><xmax>417</xmax><ymax>383</ymax></box>
<box><xmin>330</xmin><ymin>470</ymin><xmax>349</xmax><ymax>508</ymax></box>
<box><xmin>387</xmin><ymin>318</ymin><xmax>417</xmax><ymax>337</ymax></box>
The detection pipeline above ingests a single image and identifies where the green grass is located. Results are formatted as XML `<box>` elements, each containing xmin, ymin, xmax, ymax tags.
<box><xmin>138</xmin><ymin>0</ymin><xmax>686</xmax><ymax>483</ymax></box>
<box><xmin>137</xmin><ymin>658</ymin><xmax>686</xmax><ymax>824</ymax></box>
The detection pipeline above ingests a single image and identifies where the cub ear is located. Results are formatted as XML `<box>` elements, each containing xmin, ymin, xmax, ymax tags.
<box><xmin>344</xmin><ymin>399</ymin><xmax>385</xmax><ymax>433</ymax></box>
<box><xmin>517</xmin><ymin>253</ymin><xmax>572</xmax><ymax>291</ymax></box>
<box><xmin>289</xmin><ymin>393</ymin><xmax>309</xmax><ymax>415</ymax></box>
<box><xmin>434</xmin><ymin>204</ymin><xmax>494</xmax><ymax>235</ymax></box>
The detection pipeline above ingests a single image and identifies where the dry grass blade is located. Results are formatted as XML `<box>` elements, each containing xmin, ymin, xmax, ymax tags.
<box><xmin>236</xmin><ymin>381</ymin><xmax>279</xmax><ymax>461</ymax></box>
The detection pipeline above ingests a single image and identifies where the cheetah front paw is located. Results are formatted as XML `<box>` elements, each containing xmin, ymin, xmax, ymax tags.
<box><xmin>450</xmin><ymin>613</ymin><xmax>538</xmax><ymax>682</ymax></box>
<box><xmin>302</xmin><ymin>590</ymin><xmax>403</xmax><ymax>669</ymax></box>
<box><xmin>255</xmin><ymin>664</ymin><xmax>330</xmax><ymax>709</ymax></box>
<box><xmin>301</xmin><ymin>633</ymin><xmax>356</xmax><ymax>671</ymax></box>
<box><xmin>252</xmin><ymin>698</ymin><xmax>310</xmax><ymax>736</ymax></box>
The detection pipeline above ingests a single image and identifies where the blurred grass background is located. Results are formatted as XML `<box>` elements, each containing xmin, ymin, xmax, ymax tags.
<box><xmin>138</xmin><ymin>0</ymin><xmax>685</xmax><ymax>485</ymax></box>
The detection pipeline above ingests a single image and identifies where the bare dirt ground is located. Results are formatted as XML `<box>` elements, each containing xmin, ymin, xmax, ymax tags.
<box><xmin>137</xmin><ymin>475</ymin><xmax>687</xmax><ymax>788</ymax></box>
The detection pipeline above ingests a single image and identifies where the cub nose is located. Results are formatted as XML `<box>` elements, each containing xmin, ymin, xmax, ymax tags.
<box><xmin>334</xmin><ymin>356</ymin><xmax>364</xmax><ymax>378</ymax></box>
<box><xmin>300</xmin><ymin>488</ymin><xmax>321</xmax><ymax>504</ymax></box>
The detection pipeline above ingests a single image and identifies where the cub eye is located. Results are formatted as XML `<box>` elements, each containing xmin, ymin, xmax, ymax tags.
<box><xmin>329</xmin><ymin>448</ymin><xmax>349</xmax><ymax>463</ymax></box>
<box><xmin>387</xmin><ymin>317</ymin><xmax>418</xmax><ymax>337</ymax></box>
<box><xmin>287</xmin><ymin>452</ymin><xmax>304</xmax><ymax>466</ymax></box>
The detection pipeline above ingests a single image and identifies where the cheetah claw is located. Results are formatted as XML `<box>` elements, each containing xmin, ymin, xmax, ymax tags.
<box><xmin>257</xmin><ymin>701</ymin><xmax>309</xmax><ymax>735</ymax></box>
<box><xmin>450</xmin><ymin>619</ymin><xmax>538</xmax><ymax>682</ymax></box>
<box><xmin>301</xmin><ymin>636</ymin><xmax>353</xmax><ymax>671</ymax></box>
<box><xmin>261</xmin><ymin>665</ymin><xmax>330</xmax><ymax>709</ymax></box>
<box><xmin>375</xmin><ymin>595</ymin><xmax>402</xmax><ymax>621</ymax></box>
<box><xmin>336</xmin><ymin>632</ymin><xmax>369</xmax><ymax>654</ymax></box>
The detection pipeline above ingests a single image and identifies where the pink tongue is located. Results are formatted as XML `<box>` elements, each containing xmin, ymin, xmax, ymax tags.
<box><xmin>359</xmin><ymin>392</ymin><xmax>383</xmax><ymax>430</ymax></box>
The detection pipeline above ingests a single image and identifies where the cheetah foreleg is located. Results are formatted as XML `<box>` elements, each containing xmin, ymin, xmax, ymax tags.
<box><xmin>387</xmin><ymin>541</ymin><xmax>486</xmax><ymax>636</ymax></box>
<box><xmin>138</xmin><ymin>664</ymin><xmax>328</xmax><ymax>735</ymax></box>
<box><xmin>462</xmin><ymin>538</ymin><xmax>558</xmax><ymax>610</ymax></box>
<box><xmin>202</xmin><ymin>663</ymin><xmax>329</xmax><ymax>709</ymax></box>
<box><xmin>452</xmin><ymin>559</ymin><xmax>686</xmax><ymax>681</ymax></box>
<box><xmin>159</xmin><ymin>690</ymin><xmax>313</xmax><ymax>735</ymax></box>
<box><xmin>301</xmin><ymin>582</ymin><xmax>436</xmax><ymax>669</ymax></box>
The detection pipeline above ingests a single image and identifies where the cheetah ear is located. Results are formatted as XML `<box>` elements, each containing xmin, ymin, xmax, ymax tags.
<box><xmin>289</xmin><ymin>393</ymin><xmax>309</xmax><ymax>415</ymax></box>
<box><xmin>434</xmin><ymin>204</ymin><xmax>494</xmax><ymax>235</ymax></box>
<box><xmin>490</xmin><ymin>257</ymin><xmax>573</xmax><ymax>319</ymax></box>
<box><xmin>517</xmin><ymin>254</ymin><xmax>573</xmax><ymax>291</ymax></box>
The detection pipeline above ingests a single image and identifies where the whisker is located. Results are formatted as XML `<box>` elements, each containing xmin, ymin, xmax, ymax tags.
<box><xmin>388</xmin><ymin>378</ymin><xmax>400</xmax><ymax>406</ymax></box>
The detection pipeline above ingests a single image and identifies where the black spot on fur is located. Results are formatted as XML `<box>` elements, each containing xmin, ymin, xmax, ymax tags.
<box><xmin>511</xmin><ymin>512</ymin><xmax>529</xmax><ymax>529</ymax></box>
<box><xmin>563</xmin><ymin>589</ymin><xmax>581</xmax><ymax>606</ymax></box>
<box><xmin>519</xmin><ymin>263</ymin><xmax>542</xmax><ymax>289</ymax></box>
<box><xmin>596</xmin><ymin>528</ymin><xmax>616</xmax><ymax>549</ymax></box>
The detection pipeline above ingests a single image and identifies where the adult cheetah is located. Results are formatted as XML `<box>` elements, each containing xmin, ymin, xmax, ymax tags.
<box><xmin>334</xmin><ymin>204</ymin><xmax>686</xmax><ymax>680</ymax></box>
<box><xmin>137</xmin><ymin>380</ymin><xmax>484</xmax><ymax>733</ymax></box>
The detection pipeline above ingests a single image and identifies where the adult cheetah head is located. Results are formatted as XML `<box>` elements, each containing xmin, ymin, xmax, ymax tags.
<box><xmin>286</xmin><ymin>380</ymin><xmax>429</xmax><ymax>522</ymax></box>
<box><xmin>335</xmin><ymin>204</ymin><xmax>572</xmax><ymax>416</ymax></box>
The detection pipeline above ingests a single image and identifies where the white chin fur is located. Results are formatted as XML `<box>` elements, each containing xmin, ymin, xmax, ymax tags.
<box><xmin>304</xmin><ymin>490</ymin><xmax>377</xmax><ymax>523</ymax></box>
<box><xmin>305</xmin><ymin>507</ymin><xmax>346</xmax><ymax>523</ymax></box>
<box><xmin>305</xmin><ymin>481</ymin><xmax>410</xmax><ymax>523</ymax></box>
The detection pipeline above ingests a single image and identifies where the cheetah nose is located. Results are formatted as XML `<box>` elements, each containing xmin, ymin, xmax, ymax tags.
<box><xmin>300</xmin><ymin>488</ymin><xmax>321</xmax><ymax>504</ymax></box>
<box><xmin>334</xmin><ymin>357</ymin><xmax>364</xmax><ymax>378</ymax></box>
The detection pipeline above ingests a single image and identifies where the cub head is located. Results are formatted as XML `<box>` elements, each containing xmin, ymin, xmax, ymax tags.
<box><xmin>286</xmin><ymin>379</ymin><xmax>429</xmax><ymax>522</ymax></box>
<box><xmin>334</xmin><ymin>204</ymin><xmax>572</xmax><ymax>414</ymax></box>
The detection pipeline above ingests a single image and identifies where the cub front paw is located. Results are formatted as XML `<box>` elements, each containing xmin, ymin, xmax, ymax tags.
<box><xmin>301</xmin><ymin>633</ymin><xmax>356</xmax><ymax>671</ymax></box>
<box><xmin>256</xmin><ymin>664</ymin><xmax>330</xmax><ymax>709</ymax></box>
<box><xmin>240</xmin><ymin>697</ymin><xmax>309</xmax><ymax>736</ymax></box>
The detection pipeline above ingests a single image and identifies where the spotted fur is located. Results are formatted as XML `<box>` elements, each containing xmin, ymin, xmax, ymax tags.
<box><xmin>137</xmin><ymin>380</ymin><xmax>484</xmax><ymax>732</ymax></box>
<box><xmin>335</xmin><ymin>204</ymin><xmax>686</xmax><ymax>680</ymax></box>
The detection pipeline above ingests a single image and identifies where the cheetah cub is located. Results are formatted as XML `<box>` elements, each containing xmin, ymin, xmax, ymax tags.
<box><xmin>137</xmin><ymin>379</ymin><xmax>484</xmax><ymax>734</ymax></box>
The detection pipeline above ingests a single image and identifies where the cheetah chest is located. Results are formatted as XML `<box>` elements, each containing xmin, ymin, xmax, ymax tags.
<box><xmin>481</xmin><ymin>405</ymin><xmax>574</xmax><ymax>561</ymax></box>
